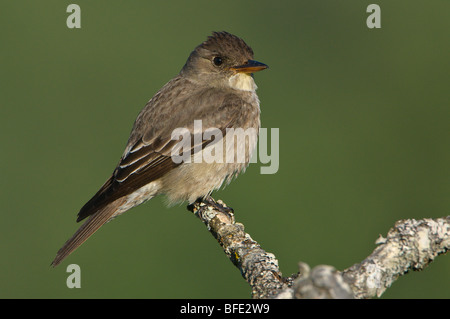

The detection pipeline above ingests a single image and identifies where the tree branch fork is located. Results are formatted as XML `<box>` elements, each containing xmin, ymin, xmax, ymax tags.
<box><xmin>187</xmin><ymin>198</ymin><xmax>450</xmax><ymax>299</ymax></box>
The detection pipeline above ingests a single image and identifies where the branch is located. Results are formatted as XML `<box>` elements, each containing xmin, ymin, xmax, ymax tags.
<box><xmin>187</xmin><ymin>197</ymin><xmax>293</xmax><ymax>299</ymax></box>
<box><xmin>188</xmin><ymin>197</ymin><xmax>450</xmax><ymax>298</ymax></box>
<box><xmin>341</xmin><ymin>217</ymin><xmax>450</xmax><ymax>298</ymax></box>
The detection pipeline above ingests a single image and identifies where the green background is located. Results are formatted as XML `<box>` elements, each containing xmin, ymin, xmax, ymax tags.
<box><xmin>1</xmin><ymin>1</ymin><xmax>449</xmax><ymax>298</ymax></box>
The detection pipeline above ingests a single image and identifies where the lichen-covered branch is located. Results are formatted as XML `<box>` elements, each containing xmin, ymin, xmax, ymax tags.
<box><xmin>188</xmin><ymin>198</ymin><xmax>450</xmax><ymax>299</ymax></box>
<box><xmin>187</xmin><ymin>197</ymin><xmax>294</xmax><ymax>298</ymax></box>
<box><xmin>341</xmin><ymin>217</ymin><xmax>450</xmax><ymax>298</ymax></box>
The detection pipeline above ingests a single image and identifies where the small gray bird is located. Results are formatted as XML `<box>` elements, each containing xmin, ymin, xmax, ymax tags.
<box><xmin>51</xmin><ymin>31</ymin><xmax>268</xmax><ymax>267</ymax></box>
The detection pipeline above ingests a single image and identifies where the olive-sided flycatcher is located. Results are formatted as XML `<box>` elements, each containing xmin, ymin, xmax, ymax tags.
<box><xmin>51</xmin><ymin>31</ymin><xmax>268</xmax><ymax>267</ymax></box>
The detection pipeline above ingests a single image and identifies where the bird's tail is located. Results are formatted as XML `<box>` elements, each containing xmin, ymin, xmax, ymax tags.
<box><xmin>51</xmin><ymin>198</ymin><xmax>126</xmax><ymax>267</ymax></box>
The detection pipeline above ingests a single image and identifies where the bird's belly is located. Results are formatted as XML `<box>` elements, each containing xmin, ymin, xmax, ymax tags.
<box><xmin>160</xmin><ymin>161</ymin><xmax>247</xmax><ymax>205</ymax></box>
<box><xmin>160</xmin><ymin>127</ymin><xmax>258</xmax><ymax>204</ymax></box>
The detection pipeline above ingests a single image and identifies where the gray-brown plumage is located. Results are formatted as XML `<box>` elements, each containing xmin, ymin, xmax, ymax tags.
<box><xmin>51</xmin><ymin>31</ymin><xmax>268</xmax><ymax>267</ymax></box>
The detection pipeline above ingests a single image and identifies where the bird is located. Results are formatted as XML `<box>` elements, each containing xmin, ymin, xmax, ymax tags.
<box><xmin>51</xmin><ymin>31</ymin><xmax>268</xmax><ymax>267</ymax></box>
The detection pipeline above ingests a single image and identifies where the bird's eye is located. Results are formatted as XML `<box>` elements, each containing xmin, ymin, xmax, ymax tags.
<box><xmin>213</xmin><ymin>57</ymin><xmax>223</xmax><ymax>66</ymax></box>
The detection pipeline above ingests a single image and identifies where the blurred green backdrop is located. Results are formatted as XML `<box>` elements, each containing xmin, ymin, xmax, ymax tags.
<box><xmin>0</xmin><ymin>0</ymin><xmax>448</xmax><ymax>298</ymax></box>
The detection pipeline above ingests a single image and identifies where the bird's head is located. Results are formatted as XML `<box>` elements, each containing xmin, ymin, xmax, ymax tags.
<box><xmin>181</xmin><ymin>31</ymin><xmax>268</xmax><ymax>91</ymax></box>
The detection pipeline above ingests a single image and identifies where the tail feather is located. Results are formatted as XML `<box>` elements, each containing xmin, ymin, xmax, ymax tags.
<box><xmin>51</xmin><ymin>198</ymin><xmax>125</xmax><ymax>267</ymax></box>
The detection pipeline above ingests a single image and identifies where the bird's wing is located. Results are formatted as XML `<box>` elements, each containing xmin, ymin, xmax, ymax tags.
<box><xmin>52</xmin><ymin>127</ymin><xmax>229</xmax><ymax>267</ymax></box>
<box><xmin>76</xmin><ymin>89</ymin><xmax>245</xmax><ymax>222</ymax></box>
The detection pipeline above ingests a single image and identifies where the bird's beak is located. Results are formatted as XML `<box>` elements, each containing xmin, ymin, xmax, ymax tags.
<box><xmin>231</xmin><ymin>60</ymin><xmax>268</xmax><ymax>74</ymax></box>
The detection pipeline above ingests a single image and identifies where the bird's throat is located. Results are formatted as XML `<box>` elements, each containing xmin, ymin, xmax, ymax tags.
<box><xmin>228</xmin><ymin>73</ymin><xmax>257</xmax><ymax>92</ymax></box>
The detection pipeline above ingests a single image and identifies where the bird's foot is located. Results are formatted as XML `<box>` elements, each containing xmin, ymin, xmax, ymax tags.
<box><xmin>204</xmin><ymin>196</ymin><xmax>234</xmax><ymax>216</ymax></box>
<box><xmin>188</xmin><ymin>196</ymin><xmax>234</xmax><ymax>221</ymax></box>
